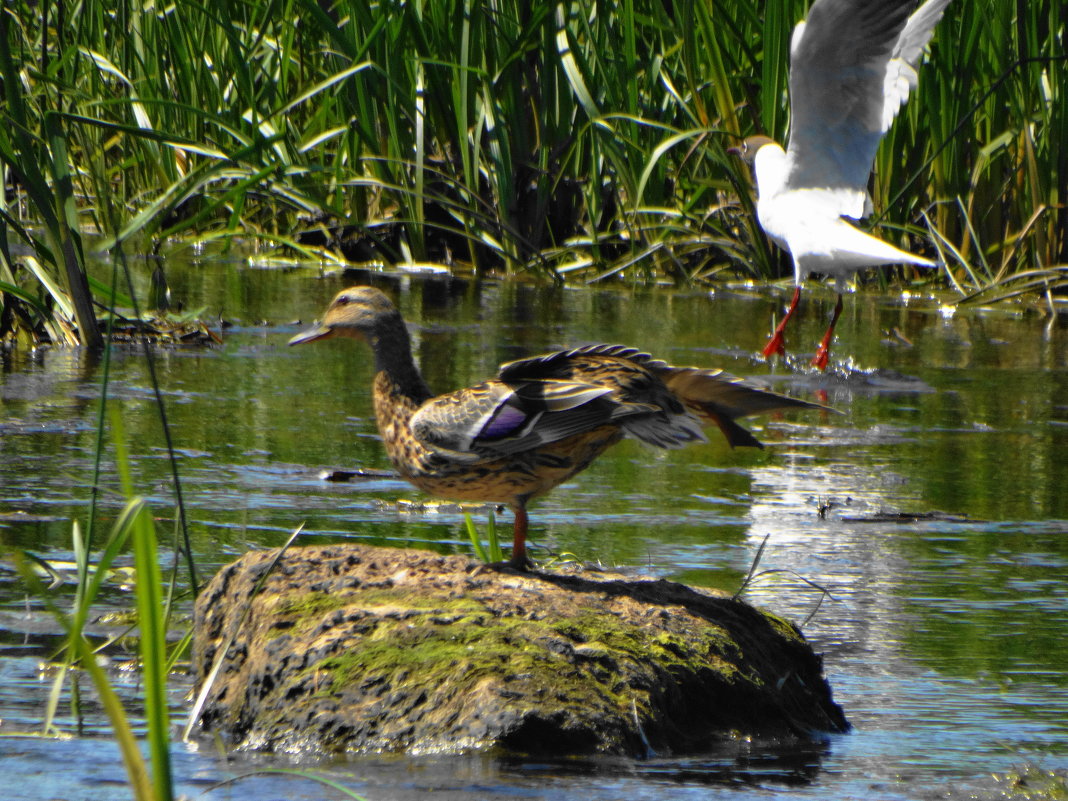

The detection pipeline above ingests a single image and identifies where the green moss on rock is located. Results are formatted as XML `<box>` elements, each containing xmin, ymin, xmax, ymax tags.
<box><xmin>192</xmin><ymin>544</ymin><xmax>848</xmax><ymax>756</ymax></box>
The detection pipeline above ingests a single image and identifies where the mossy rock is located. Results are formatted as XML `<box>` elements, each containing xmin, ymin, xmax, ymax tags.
<box><xmin>191</xmin><ymin>544</ymin><xmax>848</xmax><ymax>756</ymax></box>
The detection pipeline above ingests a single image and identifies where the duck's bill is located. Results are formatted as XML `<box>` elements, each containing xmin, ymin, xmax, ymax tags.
<box><xmin>288</xmin><ymin>324</ymin><xmax>333</xmax><ymax>345</ymax></box>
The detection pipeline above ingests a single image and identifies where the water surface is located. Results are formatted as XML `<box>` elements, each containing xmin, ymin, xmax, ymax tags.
<box><xmin>1</xmin><ymin>261</ymin><xmax>1066</xmax><ymax>799</ymax></box>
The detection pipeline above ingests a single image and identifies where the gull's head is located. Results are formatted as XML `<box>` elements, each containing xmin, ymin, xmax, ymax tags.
<box><xmin>288</xmin><ymin>286</ymin><xmax>401</xmax><ymax>346</ymax></box>
<box><xmin>727</xmin><ymin>135</ymin><xmax>778</xmax><ymax>165</ymax></box>
<box><xmin>728</xmin><ymin>135</ymin><xmax>787</xmax><ymax>196</ymax></box>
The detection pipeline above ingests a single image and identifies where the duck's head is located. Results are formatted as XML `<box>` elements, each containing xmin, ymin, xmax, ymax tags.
<box><xmin>726</xmin><ymin>135</ymin><xmax>777</xmax><ymax>165</ymax></box>
<box><xmin>288</xmin><ymin>286</ymin><xmax>401</xmax><ymax>346</ymax></box>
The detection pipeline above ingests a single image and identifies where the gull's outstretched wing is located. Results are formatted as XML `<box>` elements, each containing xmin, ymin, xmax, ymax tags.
<box><xmin>883</xmin><ymin>0</ymin><xmax>954</xmax><ymax>129</ymax></box>
<box><xmin>783</xmin><ymin>0</ymin><xmax>951</xmax><ymax>217</ymax></box>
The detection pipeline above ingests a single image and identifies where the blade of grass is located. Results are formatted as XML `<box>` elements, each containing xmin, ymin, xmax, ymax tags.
<box><xmin>119</xmin><ymin>424</ymin><xmax>174</xmax><ymax>801</ymax></box>
<box><xmin>16</xmin><ymin>536</ymin><xmax>156</xmax><ymax>801</ymax></box>
<box><xmin>463</xmin><ymin>512</ymin><xmax>490</xmax><ymax>563</ymax></box>
<box><xmin>486</xmin><ymin>509</ymin><xmax>502</xmax><ymax>563</ymax></box>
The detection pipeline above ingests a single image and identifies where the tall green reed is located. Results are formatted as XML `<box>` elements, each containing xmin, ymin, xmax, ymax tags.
<box><xmin>0</xmin><ymin>7</ymin><xmax>102</xmax><ymax>346</ymax></box>
<box><xmin>1</xmin><ymin>0</ymin><xmax>1063</xmax><ymax>297</ymax></box>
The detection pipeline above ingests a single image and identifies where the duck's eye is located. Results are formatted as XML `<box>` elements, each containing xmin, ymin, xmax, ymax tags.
<box><xmin>335</xmin><ymin>295</ymin><xmax>351</xmax><ymax>307</ymax></box>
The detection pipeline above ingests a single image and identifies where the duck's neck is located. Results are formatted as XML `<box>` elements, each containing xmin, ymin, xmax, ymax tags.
<box><xmin>367</xmin><ymin>321</ymin><xmax>435</xmax><ymax>475</ymax></box>
<box><xmin>367</xmin><ymin>321</ymin><xmax>433</xmax><ymax>406</ymax></box>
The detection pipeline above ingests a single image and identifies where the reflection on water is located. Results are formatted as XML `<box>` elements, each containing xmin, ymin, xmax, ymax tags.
<box><xmin>1</xmin><ymin>263</ymin><xmax>1067</xmax><ymax>799</ymax></box>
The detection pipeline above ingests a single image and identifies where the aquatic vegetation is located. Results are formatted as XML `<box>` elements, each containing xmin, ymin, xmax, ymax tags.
<box><xmin>16</xmin><ymin>492</ymin><xmax>181</xmax><ymax>801</ymax></box>
<box><xmin>464</xmin><ymin>508</ymin><xmax>504</xmax><ymax>564</ymax></box>
<box><xmin>994</xmin><ymin>763</ymin><xmax>1068</xmax><ymax>800</ymax></box>
<box><xmin>0</xmin><ymin>0</ymin><xmax>1062</xmax><ymax>339</ymax></box>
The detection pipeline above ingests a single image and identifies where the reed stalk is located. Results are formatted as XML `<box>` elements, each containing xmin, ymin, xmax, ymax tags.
<box><xmin>0</xmin><ymin>0</ymin><xmax>1062</xmax><ymax>314</ymax></box>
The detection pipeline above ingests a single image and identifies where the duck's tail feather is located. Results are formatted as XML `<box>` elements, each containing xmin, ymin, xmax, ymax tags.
<box><xmin>661</xmin><ymin>367</ymin><xmax>829</xmax><ymax>418</ymax></box>
<box><xmin>655</xmin><ymin>366</ymin><xmax>831</xmax><ymax>448</ymax></box>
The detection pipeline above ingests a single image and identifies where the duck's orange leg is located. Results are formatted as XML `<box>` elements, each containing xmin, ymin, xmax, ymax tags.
<box><xmin>762</xmin><ymin>286</ymin><xmax>802</xmax><ymax>359</ymax></box>
<box><xmin>508</xmin><ymin>502</ymin><xmax>531</xmax><ymax>570</ymax></box>
<box><xmin>810</xmin><ymin>293</ymin><xmax>844</xmax><ymax>371</ymax></box>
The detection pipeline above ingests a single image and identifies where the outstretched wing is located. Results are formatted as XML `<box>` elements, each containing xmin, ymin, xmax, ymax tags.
<box><xmin>501</xmin><ymin>345</ymin><xmax>828</xmax><ymax>450</ymax></box>
<box><xmin>784</xmin><ymin>0</ymin><xmax>950</xmax><ymax>217</ymax></box>
<box><xmin>498</xmin><ymin>344</ymin><xmax>651</xmax><ymax>381</ymax></box>
<box><xmin>884</xmin><ymin>0</ymin><xmax>954</xmax><ymax>130</ymax></box>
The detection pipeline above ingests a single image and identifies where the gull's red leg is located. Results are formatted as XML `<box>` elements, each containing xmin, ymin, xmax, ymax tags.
<box><xmin>810</xmin><ymin>293</ymin><xmax>844</xmax><ymax>370</ymax></box>
<box><xmin>762</xmin><ymin>285</ymin><xmax>802</xmax><ymax>359</ymax></box>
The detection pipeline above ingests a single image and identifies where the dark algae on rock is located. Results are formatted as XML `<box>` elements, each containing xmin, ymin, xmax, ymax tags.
<box><xmin>191</xmin><ymin>544</ymin><xmax>848</xmax><ymax>756</ymax></box>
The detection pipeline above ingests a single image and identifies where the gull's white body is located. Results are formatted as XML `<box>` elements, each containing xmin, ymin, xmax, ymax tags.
<box><xmin>752</xmin><ymin>143</ymin><xmax>935</xmax><ymax>294</ymax></box>
<box><xmin>735</xmin><ymin>0</ymin><xmax>952</xmax><ymax>366</ymax></box>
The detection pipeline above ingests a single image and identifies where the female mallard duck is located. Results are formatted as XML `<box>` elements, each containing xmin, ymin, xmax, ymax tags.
<box><xmin>290</xmin><ymin>286</ymin><xmax>826</xmax><ymax>569</ymax></box>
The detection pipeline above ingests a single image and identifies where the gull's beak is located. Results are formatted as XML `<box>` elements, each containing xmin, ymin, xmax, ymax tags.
<box><xmin>288</xmin><ymin>324</ymin><xmax>333</xmax><ymax>346</ymax></box>
<box><xmin>726</xmin><ymin>145</ymin><xmax>743</xmax><ymax>157</ymax></box>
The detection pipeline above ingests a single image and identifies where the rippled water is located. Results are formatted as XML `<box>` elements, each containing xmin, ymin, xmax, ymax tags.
<box><xmin>1</xmin><ymin>262</ymin><xmax>1067</xmax><ymax>799</ymax></box>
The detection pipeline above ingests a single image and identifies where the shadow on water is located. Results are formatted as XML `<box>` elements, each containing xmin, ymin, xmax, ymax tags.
<box><xmin>1</xmin><ymin>259</ymin><xmax>1067</xmax><ymax>799</ymax></box>
<box><xmin>490</xmin><ymin>737</ymin><xmax>835</xmax><ymax>788</ymax></box>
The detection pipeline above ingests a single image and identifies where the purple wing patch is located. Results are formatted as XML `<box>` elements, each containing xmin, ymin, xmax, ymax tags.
<box><xmin>478</xmin><ymin>402</ymin><xmax>530</xmax><ymax>440</ymax></box>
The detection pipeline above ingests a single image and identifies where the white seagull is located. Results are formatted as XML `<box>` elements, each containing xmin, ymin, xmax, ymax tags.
<box><xmin>730</xmin><ymin>0</ymin><xmax>952</xmax><ymax>369</ymax></box>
